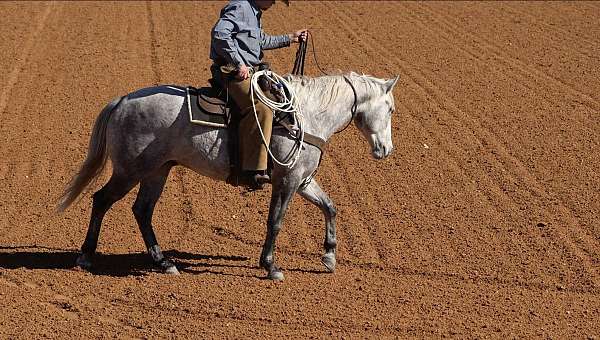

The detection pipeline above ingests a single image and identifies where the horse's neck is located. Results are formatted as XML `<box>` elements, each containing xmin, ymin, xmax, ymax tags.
<box><xmin>299</xmin><ymin>81</ymin><xmax>358</xmax><ymax>141</ymax></box>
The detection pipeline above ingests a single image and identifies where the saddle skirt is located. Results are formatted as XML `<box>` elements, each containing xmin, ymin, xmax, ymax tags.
<box><xmin>187</xmin><ymin>86</ymin><xmax>229</xmax><ymax>127</ymax></box>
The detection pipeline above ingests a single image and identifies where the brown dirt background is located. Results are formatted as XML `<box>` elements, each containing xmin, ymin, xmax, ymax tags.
<box><xmin>1</xmin><ymin>1</ymin><xmax>599</xmax><ymax>338</ymax></box>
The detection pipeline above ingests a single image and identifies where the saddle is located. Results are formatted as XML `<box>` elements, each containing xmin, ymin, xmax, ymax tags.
<box><xmin>187</xmin><ymin>80</ymin><xmax>230</xmax><ymax>127</ymax></box>
<box><xmin>187</xmin><ymin>74</ymin><xmax>326</xmax><ymax>189</ymax></box>
<box><xmin>187</xmin><ymin>75</ymin><xmax>284</xmax><ymax>128</ymax></box>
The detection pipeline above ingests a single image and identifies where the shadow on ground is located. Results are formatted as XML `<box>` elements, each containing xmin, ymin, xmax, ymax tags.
<box><xmin>0</xmin><ymin>246</ymin><xmax>253</xmax><ymax>277</ymax></box>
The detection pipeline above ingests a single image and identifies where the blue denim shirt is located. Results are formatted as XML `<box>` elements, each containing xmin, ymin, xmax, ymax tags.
<box><xmin>210</xmin><ymin>0</ymin><xmax>291</xmax><ymax>67</ymax></box>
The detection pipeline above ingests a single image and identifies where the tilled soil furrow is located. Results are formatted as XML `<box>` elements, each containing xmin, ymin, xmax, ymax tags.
<box><xmin>402</xmin><ymin>3</ymin><xmax>599</xmax><ymax>130</ymax></box>
<box><xmin>516</xmin><ymin>2</ymin><xmax>600</xmax><ymax>47</ymax></box>
<box><xmin>0</xmin><ymin>2</ymin><xmax>54</xmax><ymax>118</ymax></box>
<box><xmin>145</xmin><ymin>1</ymin><xmax>161</xmax><ymax>85</ymax></box>
<box><xmin>329</xmin><ymin>2</ymin><xmax>600</xmax><ymax>287</ymax></box>
<box><xmin>391</xmin><ymin>100</ymin><xmax>556</xmax><ymax>275</ymax></box>
<box><xmin>501</xmin><ymin>5</ymin><xmax>599</xmax><ymax>59</ymax></box>
<box><xmin>421</xmin><ymin>3</ymin><xmax>600</xmax><ymax>111</ymax></box>
<box><xmin>326</xmin><ymin>146</ymin><xmax>385</xmax><ymax>265</ymax></box>
<box><xmin>2</xmin><ymin>2</ymin><xmax>600</xmax><ymax>338</ymax></box>
<box><xmin>402</xmin><ymin>3</ymin><xmax>600</xmax><ymax>280</ymax></box>
<box><xmin>306</xmin><ymin>148</ymin><xmax>376</xmax><ymax>264</ymax></box>
<box><xmin>173</xmin><ymin>168</ymin><xmax>196</xmax><ymax>249</ymax></box>
<box><xmin>393</xmin><ymin>2</ymin><xmax>600</xmax><ymax>256</ymax></box>
<box><xmin>347</xmin><ymin>259</ymin><xmax>600</xmax><ymax>295</ymax></box>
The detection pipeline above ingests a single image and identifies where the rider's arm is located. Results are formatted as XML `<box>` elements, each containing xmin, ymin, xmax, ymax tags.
<box><xmin>260</xmin><ymin>30</ymin><xmax>291</xmax><ymax>51</ymax></box>
<box><xmin>211</xmin><ymin>4</ymin><xmax>245</xmax><ymax>67</ymax></box>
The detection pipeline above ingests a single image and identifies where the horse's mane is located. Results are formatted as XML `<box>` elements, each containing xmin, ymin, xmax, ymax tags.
<box><xmin>285</xmin><ymin>72</ymin><xmax>387</xmax><ymax>114</ymax></box>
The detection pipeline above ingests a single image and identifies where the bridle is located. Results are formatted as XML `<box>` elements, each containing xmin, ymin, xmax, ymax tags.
<box><xmin>339</xmin><ymin>75</ymin><xmax>358</xmax><ymax>134</ymax></box>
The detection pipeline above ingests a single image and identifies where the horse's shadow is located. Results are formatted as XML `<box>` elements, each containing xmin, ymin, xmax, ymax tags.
<box><xmin>0</xmin><ymin>246</ymin><xmax>254</xmax><ymax>278</ymax></box>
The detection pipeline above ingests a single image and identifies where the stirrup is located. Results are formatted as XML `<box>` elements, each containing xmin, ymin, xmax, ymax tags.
<box><xmin>226</xmin><ymin>171</ymin><xmax>270</xmax><ymax>191</ymax></box>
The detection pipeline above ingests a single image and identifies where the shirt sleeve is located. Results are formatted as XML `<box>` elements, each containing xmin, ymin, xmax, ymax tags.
<box><xmin>260</xmin><ymin>30</ymin><xmax>291</xmax><ymax>50</ymax></box>
<box><xmin>211</xmin><ymin>4</ymin><xmax>245</xmax><ymax>67</ymax></box>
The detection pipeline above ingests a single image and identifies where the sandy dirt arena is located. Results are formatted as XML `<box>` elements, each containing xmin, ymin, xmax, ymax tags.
<box><xmin>1</xmin><ymin>1</ymin><xmax>599</xmax><ymax>338</ymax></box>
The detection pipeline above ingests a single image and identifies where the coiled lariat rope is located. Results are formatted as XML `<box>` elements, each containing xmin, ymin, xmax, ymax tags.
<box><xmin>250</xmin><ymin>70</ymin><xmax>305</xmax><ymax>168</ymax></box>
<box><xmin>249</xmin><ymin>32</ymin><xmax>329</xmax><ymax>169</ymax></box>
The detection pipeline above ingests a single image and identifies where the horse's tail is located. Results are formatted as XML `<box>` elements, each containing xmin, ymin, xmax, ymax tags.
<box><xmin>56</xmin><ymin>96</ymin><xmax>124</xmax><ymax>212</ymax></box>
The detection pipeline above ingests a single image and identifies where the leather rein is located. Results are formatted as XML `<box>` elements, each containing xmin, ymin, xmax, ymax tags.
<box><xmin>281</xmin><ymin>32</ymin><xmax>358</xmax><ymax>187</ymax></box>
<box><xmin>288</xmin><ymin>32</ymin><xmax>358</xmax><ymax>147</ymax></box>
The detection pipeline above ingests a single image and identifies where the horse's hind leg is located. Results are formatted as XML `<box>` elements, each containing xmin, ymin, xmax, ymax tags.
<box><xmin>297</xmin><ymin>180</ymin><xmax>337</xmax><ymax>272</ymax></box>
<box><xmin>77</xmin><ymin>174</ymin><xmax>139</xmax><ymax>270</ymax></box>
<box><xmin>132</xmin><ymin>163</ymin><xmax>179</xmax><ymax>275</ymax></box>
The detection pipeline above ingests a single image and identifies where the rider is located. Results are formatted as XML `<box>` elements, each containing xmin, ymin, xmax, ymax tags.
<box><xmin>210</xmin><ymin>0</ymin><xmax>307</xmax><ymax>188</ymax></box>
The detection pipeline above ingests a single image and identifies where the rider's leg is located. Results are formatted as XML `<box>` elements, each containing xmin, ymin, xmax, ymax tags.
<box><xmin>238</xmin><ymin>103</ymin><xmax>273</xmax><ymax>171</ymax></box>
<box><xmin>222</xmin><ymin>68</ymin><xmax>273</xmax><ymax>182</ymax></box>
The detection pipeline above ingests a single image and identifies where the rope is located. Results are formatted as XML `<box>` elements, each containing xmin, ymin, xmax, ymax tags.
<box><xmin>248</xmin><ymin>32</ymin><xmax>332</xmax><ymax>169</ymax></box>
<box><xmin>250</xmin><ymin>70</ymin><xmax>305</xmax><ymax>168</ymax></box>
<box><xmin>292</xmin><ymin>32</ymin><xmax>356</xmax><ymax>134</ymax></box>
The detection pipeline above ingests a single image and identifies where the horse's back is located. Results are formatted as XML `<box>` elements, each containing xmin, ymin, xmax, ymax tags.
<box><xmin>126</xmin><ymin>85</ymin><xmax>187</xmax><ymax>101</ymax></box>
<box><xmin>106</xmin><ymin>84</ymin><xmax>231</xmax><ymax>180</ymax></box>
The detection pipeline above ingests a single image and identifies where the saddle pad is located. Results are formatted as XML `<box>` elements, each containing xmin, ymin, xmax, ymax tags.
<box><xmin>187</xmin><ymin>86</ymin><xmax>227</xmax><ymax>128</ymax></box>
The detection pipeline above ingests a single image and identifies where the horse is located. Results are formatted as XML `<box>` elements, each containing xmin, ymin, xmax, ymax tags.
<box><xmin>57</xmin><ymin>72</ymin><xmax>399</xmax><ymax>280</ymax></box>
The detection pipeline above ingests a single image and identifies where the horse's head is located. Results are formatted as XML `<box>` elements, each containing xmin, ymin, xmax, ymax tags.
<box><xmin>353</xmin><ymin>74</ymin><xmax>399</xmax><ymax>159</ymax></box>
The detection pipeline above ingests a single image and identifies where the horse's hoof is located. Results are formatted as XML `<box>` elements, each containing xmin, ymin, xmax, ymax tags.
<box><xmin>164</xmin><ymin>265</ymin><xmax>180</xmax><ymax>275</ymax></box>
<box><xmin>75</xmin><ymin>253</ymin><xmax>92</xmax><ymax>271</ymax></box>
<box><xmin>321</xmin><ymin>253</ymin><xmax>336</xmax><ymax>273</ymax></box>
<box><xmin>267</xmin><ymin>269</ymin><xmax>284</xmax><ymax>281</ymax></box>
<box><xmin>158</xmin><ymin>259</ymin><xmax>179</xmax><ymax>275</ymax></box>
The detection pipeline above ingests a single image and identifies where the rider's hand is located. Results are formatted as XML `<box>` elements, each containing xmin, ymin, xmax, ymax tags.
<box><xmin>289</xmin><ymin>29</ymin><xmax>308</xmax><ymax>43</ymax></box>
<box><xmin>236</xmin><ymin>64</ymin><xmax>250</xmax><ymax>80</ymax></box>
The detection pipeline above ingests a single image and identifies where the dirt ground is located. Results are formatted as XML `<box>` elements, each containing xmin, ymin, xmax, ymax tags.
<box><xmin>1</xmin><ymin>1</ymin><xmax>599</xmax><ymax>338</ymax></box>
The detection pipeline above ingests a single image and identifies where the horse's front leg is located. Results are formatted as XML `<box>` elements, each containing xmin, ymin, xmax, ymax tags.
<box><xmin>259</xmin><ymin>178</ymin><xmax>299</xmax><ymax>281</ymax></box>
<box><xmin>297</xmin><ymin>180</ymin><xmax>337</xmax><ymax>272</ymax></box>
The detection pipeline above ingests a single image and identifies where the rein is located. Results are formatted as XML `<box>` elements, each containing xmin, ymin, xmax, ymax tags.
<box><xmin>292</xmin><ymin>31</ymin><xmax>329</xmax><ymax>77</ymax></box>
<box><xmin>288</xmin><ymin>32</ymin><xmax>359</xmax><ymax>188</ymax></box>
<box><xmin>292</xmin><ymin>32</ymin><xmax>358</xmax><ymax>135</ymax></box>
<box><xmin>288</xmin><ymin>32</ymin><xmax>330</xmax><ymax>155</ymax></box>
<box><xmin>338</xmin><ymin>76</ymin><xmax>358</xmax><ymax>134</ymax></box>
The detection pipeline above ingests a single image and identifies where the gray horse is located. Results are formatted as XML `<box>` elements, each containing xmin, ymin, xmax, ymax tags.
<box><xmin>58</xmin><ymin>72</ymin><xmax>398</xmax><ymax>280</ymax></box>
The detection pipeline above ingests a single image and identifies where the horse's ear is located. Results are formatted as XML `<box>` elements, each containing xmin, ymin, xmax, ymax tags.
<box><xmin>384</xmin><ymin>75</ymin><xmax>400</xmax><ymax>93</ymax></box>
